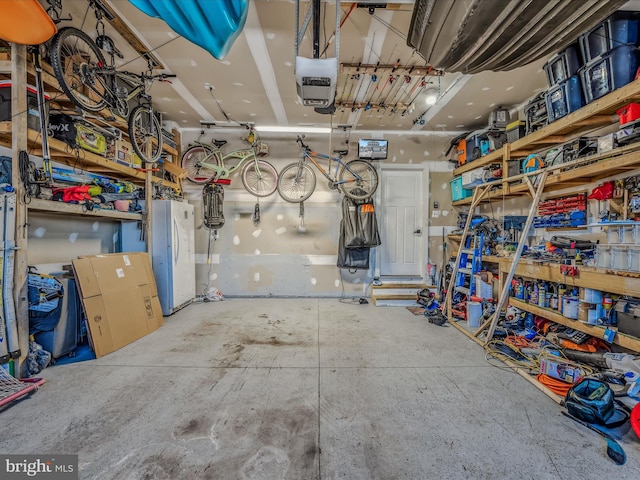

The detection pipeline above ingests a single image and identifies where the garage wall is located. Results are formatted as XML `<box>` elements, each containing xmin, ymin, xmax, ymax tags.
<box><xmin>181</xmin><ymin>130</ymin><xmax>457</xmax><ymax>297</ymax></box>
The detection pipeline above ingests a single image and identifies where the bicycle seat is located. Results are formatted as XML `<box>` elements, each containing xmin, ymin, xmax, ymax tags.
<box><xmin>213</xmin><ymin>140</ymin><xmax>228</xmax><ymax>148</ymax></box>
<box><xmin>333</xmin><ymin>149</ymin><xmax>349</xmax><ymax>156</ymax></box>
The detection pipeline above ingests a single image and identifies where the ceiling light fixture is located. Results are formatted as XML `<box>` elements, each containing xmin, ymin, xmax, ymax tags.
<box><xmin>255</xmin><ymin>125</ymin><xmax>331</xmax><ymax>134</ymax></box>
<box><xmin>425</xmin><ymin>88</ymin><xmax>438</xmax><ymax>106</ymax></box>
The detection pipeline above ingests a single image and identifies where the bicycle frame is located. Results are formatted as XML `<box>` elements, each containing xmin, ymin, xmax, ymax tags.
<box><xmin>190</xmin><ymin>141</ymin><xmax>259</xmax><ymax>179</ymax></box>
<box><xmin>92</xmin><ymin>68</ymin><xmax>147</xmax><ymax>114</ymax></box>
<box><xmin>302</xmin><ymin>149</ymin><xmax>364</xmax><ymax>186</ymax></box>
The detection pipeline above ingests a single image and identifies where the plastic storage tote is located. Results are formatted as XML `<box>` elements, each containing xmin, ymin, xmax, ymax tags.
<box><xmin>450</xmin><ymin>176</ymin><xmax>473</xmax><ymax>202</ymax></box>
<box><xmin>546</xmin><ymin>76</ymin><xmax>585</xmax><ymax>122</ymax></box>
<box><xmin>543</xmin><ymin>43</ymin><xmax>583</xmax><ymax>86</ymax></box>
<box><xmin>579</xmin><ymin>44</ymin><xmax>640</xmax><ymax>103</ymax></box>
<box><xmin>579</xmin><ymin>11</ymin><xmax>640</xmax><ymax>63</ymax></box>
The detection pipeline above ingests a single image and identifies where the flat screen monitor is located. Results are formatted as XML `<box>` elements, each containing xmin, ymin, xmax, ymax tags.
<box><xmin>358</xmin><ymin>139</ymin><xmax>388</xmax><ymax>160</ymax></box>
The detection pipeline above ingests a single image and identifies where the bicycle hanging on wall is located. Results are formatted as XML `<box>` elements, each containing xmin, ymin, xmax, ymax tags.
<box><xmin>181</xmin><ymin>135</ymin><xmax>279</xmax><ymax>197</ymax></box>
<box><xmin>48</xmin><ymin>25</ymin><xmax>174</xmax><ymax>164</ymax></box>
<box><xmin>276</xmin><ymin>135</ymin><xmax>379</xmax><ymax>203</ymax></box>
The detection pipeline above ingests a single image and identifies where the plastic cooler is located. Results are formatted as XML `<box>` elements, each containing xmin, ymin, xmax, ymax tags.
<box><xmin>450</xmin><ymin>176</ymin><xmax>472</xmax><ymax>202</ymax></box>
<box><xmin>0</xmin><ymin>80</ymin><xmax>50</xmax><ymax>131</ymax></box>
<box><xmin>543</xmin><ymin>43</ymin><xmax>583</xmax><ymax>87</ymax></box>
<box><xmin>579</xmin><ymin>11</ymin><xmax>640</xmax><ymax>63</ymax></box>
<box><xmin>579</xmin><ymin>44</ymin><xmax>640</xmax><ymax>103</ymax></box>
<box><xmin>546</xmin><ymin>76</ymin><xmax>585</xmax><ymax>122</ymax></box>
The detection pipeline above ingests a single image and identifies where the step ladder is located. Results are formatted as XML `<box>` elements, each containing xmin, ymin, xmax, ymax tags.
<box><xmin>453</xmin><ymin>233</ymin><xmax>484</xmax><ymax>299</ymax></box>
<box><xmin>443</xmin><ymin>170</ymin><xmax>550</xmax><ymax>343</ymax></box>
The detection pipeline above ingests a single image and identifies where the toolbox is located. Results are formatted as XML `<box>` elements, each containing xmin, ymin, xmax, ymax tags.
<box><xmin>579</xmin><ymin>11</ymin><xmax>640</xmax><ymax>63</ymax></box>
<box><xmin>579</xmin><ymin>44</ymin><xmax>640</xmax><ymax>103</ymax></box>
<box><xmin>615</xmin><ymin>300</ymin><xmax>640</xmax><ymax>337</ymax></box>
<box><xmin>0</xmin><ymin>80</ymin><xmax>50</xmax><ymax>131</ymax></box>
<box><xmin>546</xmin><ymin>76</ymin><xmax>585</xmax><ymax>122</ymax></box>
<box><xmin>617</xmin><ymin>102</ymin><xmax>640</xmax><ymax>126</ymax></box>
<box><xmin>506</xmin><ymin>120</ymin><xmax>526</xmax><ymax>143</ymax></box>
<box><xmin>543</xmin><ymin>43</ymin><xmax>583</xmax><ymax>87</ymax></box>
<box><xmin>524</xmin><ymin>91</ymin><xmax>548</xmax><ymax>135</ymax></box>
<box><xmin>456</xmin><ymin>138</ymin><xmax>468</xmax><ymax>165</ymax></box>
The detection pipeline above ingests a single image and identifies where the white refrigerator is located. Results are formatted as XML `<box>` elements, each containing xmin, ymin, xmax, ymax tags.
<box><xmin>151</xmin><ymin>200</ymin><xmax>196</xmax><ymax>315</ymax></box>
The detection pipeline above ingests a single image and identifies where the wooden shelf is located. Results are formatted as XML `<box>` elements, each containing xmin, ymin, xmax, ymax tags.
<box><xmin>509</xmin><ymin>298</ymin><xmax>640</xmax><ymax>352</ymax></box>
<box><xmin>27</xmin><ymin>197</ymin><xmax>143</xmax><ymax>220</ymax></box>
<box><xmin>451</xmin><ymin>143</ymin><xmax>640</xmax><ymax>206</ymax></box>
<box><xmin>0</xmin><ymin>122</ymin><xmax>181</xmax><ymax>191</ymax></box>
<box><xmin>511</xmin><ymin>259</ymin><xmax>640</xmax><ymax>297</ymax></box>
<box><xmin>453</xmin><ymin>148</ymin><xmax>503</xmax><ymax>176</ymax></box>
<box><xmin>510</xmin><ymin>78</ymin><xmax>640</xmax><ymax>156</ymax></box>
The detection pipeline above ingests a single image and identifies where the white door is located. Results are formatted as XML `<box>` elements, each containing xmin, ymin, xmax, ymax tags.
<box><xmin>379</xmin><ymin>167</ymin><xmax>426</xmax><ymax>277</ymax></box>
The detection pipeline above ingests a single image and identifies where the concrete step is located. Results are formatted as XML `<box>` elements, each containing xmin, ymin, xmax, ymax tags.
<box><xmin>370</xmin><ymin>283</ymin><xmax>437</xmax><ymax>307</ymax></box>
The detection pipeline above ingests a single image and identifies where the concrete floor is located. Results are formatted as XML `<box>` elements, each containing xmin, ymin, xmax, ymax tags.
<box><xmin>1</xmin><ymin>298</ymin><xmax>638</xmax><ymax>479</ymax></box>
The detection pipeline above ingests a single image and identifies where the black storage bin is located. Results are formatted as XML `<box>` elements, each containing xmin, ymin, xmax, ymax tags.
<box><xmin>0</xmin><ymin>80</ymin><xmax>50</xmax><ymax>131</ymax></box>
<box><xmin>579</xmin><ymin>44</ymin><xmax>640</xmax><ymax>103</ymax></box>
<box><xmin>543</xmin><ymin>43</ymin><xmax>583</xmax><ymax>87</ymax></box>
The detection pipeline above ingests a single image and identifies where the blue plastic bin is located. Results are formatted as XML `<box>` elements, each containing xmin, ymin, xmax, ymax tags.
<box><xmin>579</xmin><ymin>11</ymin><xmax>640</xmax><ymax>63</ymax></box>
<box><xmin>545</xmin><ymin>76</ymin><xmax>585</xmax><ymax>122</ymax></box>
<box><xmin>543</xmin><ymin>43</ymin><xmax>583</xmax><ymax>87</ymax></box>
<box><xmin>579</xmin><ymin>44</ymin><xmax>640</xmax><ymax>103</ymax></box>
<box><xmin>450</xmin><ymin>176</ymin><xmax>473</xmax><ymax>202</ymax></box>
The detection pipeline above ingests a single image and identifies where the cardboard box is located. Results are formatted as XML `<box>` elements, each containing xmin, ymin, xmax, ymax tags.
<box><xmin>72</xmin><ymin>252</ymin><xmax>163</xmax><ymax>358</ymax></box>
<box><xmin>114</xmin><ymin>139</ymin><xmax>142</xmax><ymax>168</ymax></box>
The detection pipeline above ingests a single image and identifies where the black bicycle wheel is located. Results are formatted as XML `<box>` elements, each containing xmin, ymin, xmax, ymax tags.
<box><xmin>339</xmin><ymin>159</ymin><xmax>379</xmax><ymax>200</ymax></box>
<box><xmin>277</xmin><ymin>163</ymin><xmax>316</xmax><ymax>203</ymax></box>
<box><xmin>128</xmin><ymin>105</ymin><xmax>163</xmax><ymax>164</ymax></box>
<box><xmin>181</xmin><ymin>145</ymin><xmax>218</xmax><ymax>183</ymax></box>
<box><xmin>241</xmin><ymin>158</ymin><xmax>278</xmax><ymax>197</ymax></box>
<box><xmin>50</xmin><ymin>27</ymin><xmax>108</xmax><ymax>112</ymax></box>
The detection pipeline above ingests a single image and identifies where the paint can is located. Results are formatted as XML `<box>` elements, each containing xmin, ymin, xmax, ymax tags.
<box><xmin>467</xmin><ymin>301</ymin><xmax>482</xmax><ymax>328</ymax></box>
<box><xmin>580</xmin><ymin>288</ymin><xmax>603</xmax><ymax>304</ymax></box>
<box><xmin>563</xmin><ymin>296</ymin><xmax>579</xmax><ymax>319</ymax></box>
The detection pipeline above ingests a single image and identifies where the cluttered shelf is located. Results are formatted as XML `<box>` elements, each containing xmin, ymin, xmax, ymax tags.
<box><xmin>26</xmin><ymin>197</ymin><xmax>142</xmax><ymax>220</ymax></box>
<box><xmin>451</xmin><ymin>142</ymin><xmax>640</xmax><ymax>206</ymax></box>
<box><xmin>508</xmin><ymin>298</ymin><xmax>640</xmax><ymax>352</ymax></box>
<box><xmin>0</xmin><ymin>122</ymin><xmax>180</xmax><ymax>191</ymax></box>
<box><xmin>509</xmin><ymin>77</ymin><xmax>640</xmax><ymax>157</ymax></box>
<box><xmin>452</xmin><ymin>78</ymin><xmax>640</xmax><ymax>180</ymax></box>
<box><xmin>511</xmin><ymin>259</ymin><xmax>640</xmax><ymax>297</ymax></box>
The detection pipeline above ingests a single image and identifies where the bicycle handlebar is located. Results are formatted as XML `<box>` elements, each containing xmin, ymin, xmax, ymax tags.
<box><xmin>296</xmin><ymin>135</ymin><xmax>309</xmax><ymax>150</ymax></box>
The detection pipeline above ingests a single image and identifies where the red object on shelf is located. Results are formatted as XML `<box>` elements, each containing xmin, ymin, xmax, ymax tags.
<box><xmin>617</xmin><ymin>103</ymin><xmax>640</xmax><ymax>126</ymax></box>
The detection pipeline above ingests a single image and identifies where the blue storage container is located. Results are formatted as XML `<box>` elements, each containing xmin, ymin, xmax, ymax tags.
<box><xmin>545</xmin><ymin>76</ymin><xmax>585</xmax><ymax>122</ymax></box>
<box><xmin>579</xmin><ymin>44</ymin><xmax>640</xmax><ymax>103</ymax></box>
<box><xmin>543</xmin><ymin>43</ymin><xmax>583</xmax><ymax>87</ymax></box>
<box><xmin>450</xmin><ymin>176</ymin><xmax>473</xmax><ymax>202</ymax></box>
<box><xmin>579</xmin><ymin>11</ymin><xmax>640</xmax><ymax>63</ymax></box>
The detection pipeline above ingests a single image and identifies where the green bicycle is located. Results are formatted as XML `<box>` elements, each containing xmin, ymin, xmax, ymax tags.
<box><xmin>181</xmin><ymin>139</ymin><xmax>279</xmax><ymax>197</ymax></box>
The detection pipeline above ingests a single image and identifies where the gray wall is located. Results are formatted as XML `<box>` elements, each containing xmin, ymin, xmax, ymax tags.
<box><xmin>181</xmin><ymin>130</ymin><xmax>457</xmax><ymax>297</ymax></box>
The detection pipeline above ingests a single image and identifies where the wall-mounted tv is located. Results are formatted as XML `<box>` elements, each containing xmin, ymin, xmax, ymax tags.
<box><xmin>358</xmin><ymin>139</ymin><xmax>388</xmax><ymax>160</ymax></box>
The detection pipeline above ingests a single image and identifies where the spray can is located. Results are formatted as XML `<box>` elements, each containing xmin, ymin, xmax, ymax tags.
<box><xmin>529</xmin><ymin>282</ymin><xmax>539</xmax><ymax>305</ymax></box>
<box><xmin>558</xmin><ymin>284</ymin><xmax>566</xmax><ymax>314</ymax></box>
<box><xmin>538</xmin><ymin>281</ymin><xmax>547</xmax><ymax>308</ymax></box>
<box><xmin>515</xmin><ymin>277</ymin><xmax>524</xmax><ymax>299</ymax></box>
<box><xmin>549</xmin><ymin>284</ymin><xmax>559</xmax><ymax>310</ymax></box>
